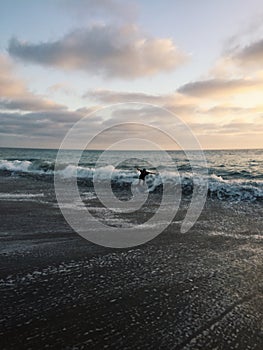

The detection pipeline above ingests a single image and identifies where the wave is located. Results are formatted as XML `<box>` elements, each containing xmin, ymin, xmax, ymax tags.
<box><xmin>206</xmin><ymin>174</ymin><xmax>263</xmax><ymax>201</ymax></box>
<box><xmin>0</xmin><ymin>159</ymin><xmax>262</xmax><ymax>202</ymax></box>
<box><xmin>0</xmin><ymin>159</ymin><xmax>32</xmax><ymax>172</ymax></box>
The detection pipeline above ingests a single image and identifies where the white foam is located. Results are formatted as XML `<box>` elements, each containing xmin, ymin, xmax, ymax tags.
<box><xmin>0</xmin><ymin>193</ymin><xmax>44</xmax><ymax>199</ymax></box>
<box><xmin>207</xmin><ymin>231</ymin><xmax>263</xmax><ymax>240</ymax></box>
<box><xmin>0</xmin><ymin>160</ymin><xmax>32</xmax><ymax>172</ymax></box>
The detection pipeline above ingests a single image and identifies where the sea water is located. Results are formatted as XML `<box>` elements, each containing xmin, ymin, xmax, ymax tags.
<box><xmin>0</xmin><ymin>148</ymin><xmax>262</xmax><ymax>202</ymax></box>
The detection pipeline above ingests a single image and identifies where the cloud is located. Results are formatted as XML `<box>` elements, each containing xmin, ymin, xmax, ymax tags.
<box><xmin>84</xmin><ymin>89</ymin><xmax>166</xmax><ymax>104</ymax></box>
<box><xmin>211</xmin><ymin>36</ymin><xmax>263</xmax><ymax>78</ymax></box>
<box><xmin>222</xmin><ymin>14</ymin><xmax>263</xmax><ymax>54</ymax></box>
<box><xmin>0</xmin><ymin>54</ymin><xmax>101</xmax><ymax>147</ymax></box>
<box><xmin>233</xmin><ymin>38</ymin><xmax>263</xmax><ymax>68</ymax></box>
<box><xmin>1</xmin><ymin>101</ymin><xmax>262</xmax><ymax>149</ymax></box>
<box><xmin>190</xmin><ymin>121</ymin><xmax>263</xmax><ymax>134</ymax></box>
<box><xmin>84</xmin><ymin>89</ymin><xmax>199</xmax><ymax>117</ymax></box>
<box><xmin>0</xmin><ymin>98</ymin><xmax>65</xmax><ymax>112</ymax></box>
<box><xmin>8</xmin><ymin>25</ymin><xmax>188</xmax><ymax>79</ymax></box>
<box><xmin>0</xmin><ymin>55</ymin><xmax>28</xmax><ymax>98</ymax></box>
<box><xmin>177</xmin><ymin>78</ymin><xmax>262</xmax><ymax>98</ymax></box>
<box><xmin>0</xmin><ymin>54</ymin><xmax>65</xmax><ymax>111</ymax></box>
<box><xmin>0</xmin><ymin>108</ymin><xmax>101</xmax><ymax>139</ymax></box>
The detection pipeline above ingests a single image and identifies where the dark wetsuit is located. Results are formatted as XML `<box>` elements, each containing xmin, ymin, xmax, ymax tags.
<box><xmin>138</xmin><ymin>169</ymin><xmax>150</xmax><ymax>181</ymax></box>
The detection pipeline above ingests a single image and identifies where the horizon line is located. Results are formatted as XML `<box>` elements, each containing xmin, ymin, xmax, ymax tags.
<box><xmin>0</xmin><ymin>146</ymin><xmax>262</xmax><ymax>152</ymax></box>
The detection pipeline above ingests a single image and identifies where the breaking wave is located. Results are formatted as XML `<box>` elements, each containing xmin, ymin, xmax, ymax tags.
<box><xmin>0</xmin><ymin>159</ymin><xmax>262</xmax><ymax>202</ymax></box>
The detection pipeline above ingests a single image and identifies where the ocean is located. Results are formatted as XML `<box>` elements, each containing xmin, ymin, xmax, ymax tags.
<box><xmin>0</xmin><ymin>147</ymin><xmax>262</xmax><ymax>349</ymax></box>
<box><xmin>0</xmin><ymin>147</ymin><xmax>262</xmax><ymax>202</ymax></box>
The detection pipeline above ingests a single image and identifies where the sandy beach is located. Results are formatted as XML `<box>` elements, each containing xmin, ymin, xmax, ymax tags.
<box><xmin>0</xmin><ymin>174</ymin><xmax>262</xmax><ymax>349</ymax></box>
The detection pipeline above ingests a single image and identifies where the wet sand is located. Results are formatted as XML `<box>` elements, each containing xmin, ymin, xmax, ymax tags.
<box><xmin>0</xmin><ymin>175</ymin><xmax>263</xmax><ymax>349</ymax></box>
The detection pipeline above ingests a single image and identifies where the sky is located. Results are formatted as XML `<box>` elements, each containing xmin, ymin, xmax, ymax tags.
<box><xmin>0</xmin><ymin>0</ymin><xmax>263</xmax><ymax>150</ymax></box>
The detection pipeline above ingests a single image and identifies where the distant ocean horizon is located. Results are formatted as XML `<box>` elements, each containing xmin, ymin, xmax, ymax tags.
<box><xmin>0</xmin><ymin>146</ymin><xmax>262</xmax><ymax>151</ymax></box>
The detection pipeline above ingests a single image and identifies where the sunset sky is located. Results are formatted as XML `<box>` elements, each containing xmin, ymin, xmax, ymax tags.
<box><xmin>1</xmin><ymin>0</ymin><xmax>263</xmax><ymax>149</ymax></box>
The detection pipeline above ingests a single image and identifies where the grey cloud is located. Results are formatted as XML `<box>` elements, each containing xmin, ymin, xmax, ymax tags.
<box><xmin>0</xmin><ymin>113</ymin><xmax>55</xmax><ymax>137</ymax></box>
<box><xmin>223</xmin><ymin>14</ymin><xmax>263</xmax><ymax>54</ymax></box>
<box><xmin>88</xmin><ymin>122</ymin><xmax>178</xmax><ymax>150</ymax></box>
<box><xmin>8</xmin><ymin>25</ymin><xmax>188</xmax><ymax>79</ymax></box>
<box><xmin>178</xmin><ymin>78</ymin><xmax>261</xmax><ymax>97</ymax></box>
<box><xmin>84</xmin><ymin>89</ymin><xmax>164</xmax><ymax>103</ymax></box>
<box><xmin>0</xmin><ymin>109</ymin><xmax>102</xmax><ymax>139</ymax></box>
<box><xmin>108</xmin><ymin>105</ymin><xmax>172</xmax><ymax>124</ymax></box>
<box><xmin>234</xmin><ymin>38</ymin><xmax>263</xmax><ymax>66</ymax></box>
<box><xmin>84</xmin><ymin>89</ymin><xmax>197</xmax><ymax>117</ymax></box>
<box><xmin>0</xmin><ymin>98</ymin><xmax>66</xmax><ymax>112</ymax></box>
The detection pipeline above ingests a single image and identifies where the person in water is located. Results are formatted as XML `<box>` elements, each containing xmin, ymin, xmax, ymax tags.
<box><xmin>136</xmin><ymin>168</ymin><xmax>155</xmax><ymax>185</ymax></box>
